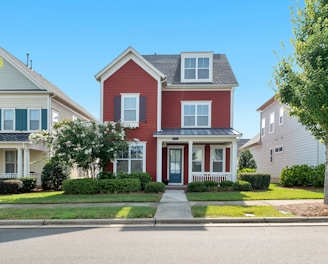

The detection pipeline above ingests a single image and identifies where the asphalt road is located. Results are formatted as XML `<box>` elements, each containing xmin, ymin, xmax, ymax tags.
<box><xmin>1</xmin><ymin>225</ymin><xmax>328</xmax><ymax>264</ymax></box>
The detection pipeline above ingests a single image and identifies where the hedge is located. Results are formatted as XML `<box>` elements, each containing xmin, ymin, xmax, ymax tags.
<box><xmin>0</xmin><ymin>180</ymin><xmax>23</xmax><ymax>194</ymax></box>
<box><xmin>232</xmin><ymin>180</ymin><xmax>252</xmax><ymax>191</ymax></box>
<box><xmin>20</xmin><ymin>177</ymin><xmax>37</xmax><ymax>193</ymax></box>
<box><xmin>145</xmin><ymin>182</ymin><xmax>165</xmax><ymax>193</ymax></box>
<box><xmin>116</xmin><ymin>172</ymin><xmax>152</xmax><ymax>191</ymax></box>
<box><xmin>238</xmin><ymin>173</ymin><xmax>271</xmax><ymax>189</ymax></box>
<box><xmin>187</xmin><ymin>181</ymin><xmax>219</xmax><ymax>192</ymax></box>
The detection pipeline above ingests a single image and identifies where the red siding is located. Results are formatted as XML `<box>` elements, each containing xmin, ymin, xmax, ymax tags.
<box><xmin>103</xmin><ymin>59</ymin><xmax>158</xmax><ymax>180</ymax></box>
<box><xmin>162</xmin><ymin>90</ymin><xmax>231</xmax><ymax>128</ymax></box>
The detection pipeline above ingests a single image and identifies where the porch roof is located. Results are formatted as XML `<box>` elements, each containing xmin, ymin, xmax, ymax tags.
<box><xmin>153</xmin><ymin>128</ymin><xmax>241</xmax><ymax>137</ymax></box>
<box><xmin>0</xmin><ymin>133</ymin><xmax>30</xmax><ymax>142</ymax></box>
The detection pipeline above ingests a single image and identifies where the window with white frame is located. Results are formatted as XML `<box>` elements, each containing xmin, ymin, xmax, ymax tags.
<box><xmin>211</xmin><ymin>147</ymin><xmax>225</xmax><ymax>172</ymax></box>
<box><xmin>270</xmin><ymin>148</ymin><xmax>273</xmax><ymax>162</ymax></box>
<box><xmin>192</xmin><ymin>146</ymin><xmax>204</xmax><ymax>172</ymax></box>
<box><xmin>275</xmin><ymin>145</ymin><xmax>283</xmax><ymax>153</ymax></box>
<box><xmin>115</xmin><ymin>142</ymin><xmax>146</xmax><ymax>173</ymax></box>
<box><xmin>29</xmin><ymin>109</ymin><xmax>41</xmax><ymax>130</ymax></box>
<box><xmin>269</xmin><ymin>112</ymin><xmax>274</xmax><ymax>133</ymax></box>
<box><xmin>182</xmin><ymin>101</ymin><xmax>211</xmax><ymax>128</ymax></box>
<box><xmin>261</xmin><ymin>117</ymin><xmax>265</xmax><ymax>137</ymax></box>
<box><xmin>52</xmin><ymin>110</ymin><xmax>59</xmax><ymax>124</ymax></box>
<box><xmin>3</xmin><ymin>109</ymin><xmax>15</xmax><ymax>131</ymax></box>
<box><xmin>72</xmin><ymin>115</ymin><xmax>78</xmax><ymax>121</ymax></box>
<box><xmin>279</xmin><ymin>106</ymin><xmax>284</xmax><ymax>125</ymax></box>
<box><xmin>121</xmin><ymin>94</ymin><xmax>140</xmax><ymax>126</ymax></box>
<box><xmin>181</xmin><ymin>52</ymin><xmax>213</xmax><ymax>82</ymax></box>
<box><xmin>5</xmin><ymin>150</ymin><xmax>17</xmax><ymax>173</ymax></box>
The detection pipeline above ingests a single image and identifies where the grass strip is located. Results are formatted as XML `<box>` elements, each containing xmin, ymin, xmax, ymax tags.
<box><xmin>0</xmin><ymin>192</ymin><xmax>162</xmax><ymax>204</ymax></box>
<box><xmin>0</xmin><ymin>206</ymin><xmax>156</xmax><ymax>219</ymax></box>
<box><xmin>186</xmin><ymin>184</ymin><xmax>323</xmax><ymax>201</ymax></box>
<box><xmin>191</xmin><ymin>205</ymin><xmax>294</xmax><ymax>218</ymax></box>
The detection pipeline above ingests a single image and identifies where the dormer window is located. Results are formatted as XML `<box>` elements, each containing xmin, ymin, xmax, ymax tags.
<box><xmin>181</xmin><ymin>52</ymin><xmax>213</xmax><ymax>83</ymax></box>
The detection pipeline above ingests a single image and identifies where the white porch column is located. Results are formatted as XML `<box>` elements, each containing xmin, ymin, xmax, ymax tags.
<box><xmin>231</xmin><ymin>141</ymin><xmax>238</xmax><ymax>181</ymax></box>
<box><xmin>188</xmin><ymin>140</ymin><xmax>193</xmax><ymax>183</ymax></box>
<box><xmin>17</xmin><ymin>148</ymin><xmax>23</xmax><ymax>178</ymax></box>
<box><xmin>156</xmin><ymin>139</ymin><xmax>162</xmax><ymax>183</ymax></box>
<box><xmin>23</xmin><ymin>148</ymin><xmax>30</xmax><ymax>176</ymax></box>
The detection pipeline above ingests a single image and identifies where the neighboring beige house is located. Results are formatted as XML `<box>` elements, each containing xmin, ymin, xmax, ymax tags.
<box><xmin>0</xmin><ymin>47</ymin><xmax>96</xmax><ymax>184</ymax></box>
<box><xmin>240</xmin><ymin>96</ymin><xmax>325</xmax><ymax>182</ymax></box>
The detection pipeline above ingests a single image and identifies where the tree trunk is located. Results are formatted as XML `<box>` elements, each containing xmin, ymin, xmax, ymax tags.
<box><xmin>325</xmin><ymin>142</ymin><xmax>328</xmax><ymax>205</ymax></box>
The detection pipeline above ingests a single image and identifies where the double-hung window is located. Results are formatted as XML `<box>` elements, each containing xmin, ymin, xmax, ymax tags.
<box><xmin>279</xmin><ymin>106</ymin><xmax>284</xmax><ymax>125</ymax></box>
<box><xmin>115</xmin><ymin>142</ymin><xmax>146</xmax><ymax>173</ymax></box>
<box><xmin>29</xmin><ymin>109</ymin><xmax>41</xmax><ymax>131</ymax></box>
<box><xmin>192</xmin><ymin>146</ymin><xmax>204</xmax><ymax>172</ymax></box>
<box><xmin>121</xmin><ymin>94</ymin><xmax>140</xmax><ymax>127</ymax></box>
<box><xmin>182</xmin><ymin>101</ymin><xmax>211</xmax><ymax>128</ymax></box>
<box><xmin>5</xmin><ymin>150</ymin><xmax>17</xmax><ymax>173</ymax></box>
<box><xmin>269</xmin><ymin>112</ymin><xmax>274</xmax><ymax>133</ymax></box>
<box><xmin>181</xmin><ymin>52</ymin><xmax>213</xmax><ymax>82</ymax></box>
<box><xmin>211</xmin><ymin>146</ymin><xmax>225</xmax><ymax>172</ymax></box>
<box><xmin>261</xmin><ymin>117</ymin><xmax>265</xmax><ymax>137</ymax></box>
<box><xmin>3</xmin><ymin>109</ymin><xmax>15</xmax><ymax>131</ymax></box>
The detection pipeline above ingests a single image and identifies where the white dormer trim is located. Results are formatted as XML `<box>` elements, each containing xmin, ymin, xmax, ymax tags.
<box><xmin>180</xmin><ymin>52</ymin><xmax>213</xmax><ymax>83</ymax></box>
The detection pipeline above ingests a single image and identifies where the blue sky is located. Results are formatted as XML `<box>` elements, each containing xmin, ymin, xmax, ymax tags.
<box><xmin>1</xmin><ymin>0</ymin><xmax>300</xmax><ymax>139</ymax></box>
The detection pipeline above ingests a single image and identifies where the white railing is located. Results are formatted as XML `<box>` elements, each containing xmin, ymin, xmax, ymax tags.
<box><xmin>0</xmin><ymin>173</ymin><xmax>38</xmax><ymax>179</ymax></box>
<box><xmin>192</xmin><ymin>172</ymin><xmax>232</xmax><ymax>183</ymax></box>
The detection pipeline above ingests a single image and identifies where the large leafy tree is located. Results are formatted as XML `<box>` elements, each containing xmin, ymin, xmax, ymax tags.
<box><xmin>30</xmin><ymin>120</ymin><xmax>128</xmax><ymax>178</ymax></box>
<box><xmin>238</xmin><ymin>149</ymin><xmax>257</xmax><ymax>170</ymax></box>
<box><xmin>274</xmin><ymin>0</ymin><xmax>328</xmax><ymax>203</ymax></box>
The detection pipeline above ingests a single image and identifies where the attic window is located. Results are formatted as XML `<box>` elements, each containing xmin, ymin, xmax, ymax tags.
<box><xmin>181</xmin><ymin>52</ymin><xmax>213</xmax><ymax>83</ymax></box>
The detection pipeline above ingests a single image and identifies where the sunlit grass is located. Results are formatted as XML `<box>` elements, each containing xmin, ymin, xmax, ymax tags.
<box><xmin>192</xmin><ymin>205</ymin><xmax>294</xmax><ymax>218</ymax></box>
<box><xmin>186</xmin><ymin>184</ymin><xmax>323</xmax><ymax>201</ymax></box>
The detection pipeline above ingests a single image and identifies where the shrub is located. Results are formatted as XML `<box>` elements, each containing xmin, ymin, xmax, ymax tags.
<box><xmin>219</xmin><ymin>180</ymin><xmax>234</xmax><ymax>188</ymax></box>
<box><xmin>239</xmin><ymin>173</ymin><xmax>270</xmax><ymax>189</ymax></box>
<box><xmin>97</xmin><ymin>171</ymin><xmax>115</xmax><ymax>179</ymax></box>
<box><xmin>20</xmin><ymin>177</ymin><xmax>37</xmax><ymax>192</ymax></box>
<box><xmin>41</xmin><ymin>159</ymin><xmax>68</xmax><ymax>191</ymax></box>
<box><xmin>187</xmin><ymin>182</ymin><xmax>207</xmax><ymax>192</ymax></box>
<box><xmin>238</xmin><ymin>168</ymin><xmax>256</xmax><ymax>174</ymax></box>
<box><xmin>310</xmin><ymin>164</ymin><xmax>325</xmax><ymax>187</ymax></box>
<box><xmin>116</xmin><ymin>172</ymin><xmax>152</xmax><ymax>190</ymax></box>
<box><xmin>233</xmin><ymin>180</ymin><xmax>252</xmax><ymax>191</ymax></box>
<box><xmin>0</xmin><ymin>180</ymin><xmax>23</xmax><ymax>194</ymax></box>
<box><xmin>145</xmin><ymin>182</ymin><xmax>165</xmax><ymax>193</ymax></box>
<box><xmin>63</xmin><ymin>178</ymin><xmax>99</xmax><ymax>194</ymax></box>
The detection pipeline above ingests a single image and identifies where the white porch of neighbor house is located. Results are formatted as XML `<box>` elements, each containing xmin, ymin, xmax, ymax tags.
<box><xmin>154</xmin><ymin>132</ymin><xmax>240</xmax><ymax>185</ymax></box>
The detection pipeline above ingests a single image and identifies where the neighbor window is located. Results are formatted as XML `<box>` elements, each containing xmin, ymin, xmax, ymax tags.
<box><xmin>182</xmin><ymin>101</ymin><xmax>211</xmax><ymax>128</ymax></box>
<box><xmin>181</xmin><ymin>52</ymin><xmax>213</xmax><ymax>82</ymax></box>
<box><xmin>275</xmin><ymin>145</ymin><xmax>283</xmax><ymax>153</ymax></box>
<box><xmin>52</xmin><ymin>110</ymin><xmax>59</xmax><ymax>124</ymax></box>
<box><xmin>3</xmin><ymin>109</ymin><xmax>14</xmax><ymax>131</ymax></box>
<box><xmin>29</xmin><ymin>109</ymin><xmax>41</xmax><ymax>130</ymax></box>
<box><xmin>115</xmin><ymin>142</ymin><xmax>146</xmax><ymax>173</ymax></box>
<box><xmin>279</xmin><ymin>106</ymin><xmax>284</xmax><ymax>125</ymax></box>
<box><xmin>192</xmin><ymin>146</ymin><xmax>204</xmax><ymax>172</ymax></box>
<box><xmin>211</xmin><ymin>147</ymin><xmax>225</xmax><ymax>172</ymax></box>
<box><xmin>269</xmin><ymin>112</ymin><xmax>274</xmax><ymax>133</ymax></box>
<box><xmin>5</xmin><ymin>150</ymin><xmax>17</xmax><ymax>173</ymax></box>
<box><xmin>261</xmin><ymin>117</ymin><xmax>265</xmax><ymax>137</ymax></box>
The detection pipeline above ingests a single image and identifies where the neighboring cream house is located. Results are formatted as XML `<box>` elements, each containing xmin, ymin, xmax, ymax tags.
<box><xmin>240</xmin><ymin>96</ymin><xmax>325</xmax><ymax>182</ymax></box>
<box><xmin>0</xmin><ymin>47</ymin><xmax>96</xmax><ymax>184</ymax></box>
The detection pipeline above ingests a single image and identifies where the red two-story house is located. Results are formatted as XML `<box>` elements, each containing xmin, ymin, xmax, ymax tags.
<box><xmin>95</xmin><ymin>47</ymin><xmax>241</xmax><ymax>185</ymax></box>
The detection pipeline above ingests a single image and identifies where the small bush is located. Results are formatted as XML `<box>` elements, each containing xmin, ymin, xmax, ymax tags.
<box><xmin>310</xmin><ymin>164</ymin><xmax>325</xmax><ymax>187</ymax></box>
<box><xmin>41</xmin><ymin>159</ymin><xmax>68</xmax><ymax>191</ymax></box>
<box><xmin>20</xmin><ymin>177</ymin><xmax>37</xmax><ymax>192</ymax></box>
<box><xmin>219</xmin><ymin>180</ymin><xmax>234</xmax><ymax>188</ymax></box>
<box><xmin>63</xmin><ymin>178</ymin><xmax>99</xmax><ymax>194</ymax></box>
<box><xmin>187</xmin><ymin>182</ymin><xmax>207</xmax><ymax>192</ymax></box>
<box><xmin>233</xmin><ymin>180</ymin><xmax>252</xmax><ymax>191</ymax></box>
<box><xmin>97</xmin><ymin>171</ymin><xmax>115</xmax><ymax>180</ymax></box>
<box><xmin>145</xmin><ymin>182</ymin><xmax>165</xmax><ymax>193</ymax></box>
<box><xmin>117</xmin><ymin>172</ymin><xmax>152</xmax><ymax>190</ymax></box>
<box><xmin>239</xmin><ymin>173</ymin><xmax>270</xmax><ymax>189</ymax></box>
<box><xmin>0</xmin><ymin>180</ymin><xmax>23</xmax><ymax>194</ymax></box>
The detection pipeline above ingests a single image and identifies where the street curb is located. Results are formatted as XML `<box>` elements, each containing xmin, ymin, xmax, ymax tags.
<box><xmin>1</xmin><ymin>217</ymin><xmax>328</xmax><ymax>226</ymax></box>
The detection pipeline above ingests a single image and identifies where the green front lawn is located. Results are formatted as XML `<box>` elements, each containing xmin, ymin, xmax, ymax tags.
<box><xmin>0</xmin><ymin>192</ymin><xmax>162</xmax><ymax>204</ymax></box>
<box><xmin>0</xmin><ymin>206</ymin><xmax>156</xmax><ymax>219</ymax></box>
<box><xmin>186</xmin><ymin>184</ymin><xmax>324</xmax><ymax>201</ymax></box>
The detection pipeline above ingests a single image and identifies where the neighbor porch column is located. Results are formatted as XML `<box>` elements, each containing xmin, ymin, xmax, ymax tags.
<box><xmin>17</xmin><ymin>148</ymin><xmax>22</xmax><ymax>178</ymax></box>
<box><xmin>188</xmin><ymin>140</ymin><xmax>193</xmax><ymax>183</ymax></box>
<box><xmin>156</xmin><ymin>139</ymin><xmax>162</xmax><ymax>183</ymax></box>
<box><xmin>23</xmin><ymin>148</ymin><xmax>30</xmax><ymax>177</ymax></box>
<box><xmin>231</xmin><ymin>141</ymin><xmax>238</xmax><ymax>181</ymax></box>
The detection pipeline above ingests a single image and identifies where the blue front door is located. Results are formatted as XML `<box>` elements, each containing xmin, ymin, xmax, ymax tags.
<box><xmin>169</xmin><ymin>148</ymin><xmax>182</xmax><ymax>183</ymax></box>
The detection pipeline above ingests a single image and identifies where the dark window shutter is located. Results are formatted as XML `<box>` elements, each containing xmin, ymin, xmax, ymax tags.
<box><xmin>15</xmin><ymin>109</ymin><xmax>27</xmax><ymax>131</ymax></box>
<box><xmin>41</xmin><ymin>109</ymin><xmax>48</xmax><ymax>130</ymax></box>
<box><xmin>114</xmin><ymin>96</ymin><xmax>121</xmax><ymax>121</ymax></box>
<box><xmin>139</xmin><ymin>96</ymin><xmax>147</xmax><ymax>122</ymax></box>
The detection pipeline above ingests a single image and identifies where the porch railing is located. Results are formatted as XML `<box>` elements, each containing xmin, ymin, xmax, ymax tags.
<box><xmin>192</xmin><ymin>172</ymin><xmax>232</xmax><ymax>183</ymax></box>
<box><xmin>0</xmin><ymin>173</ymin><xmax>38</xmax><ymax>179</ymax></box>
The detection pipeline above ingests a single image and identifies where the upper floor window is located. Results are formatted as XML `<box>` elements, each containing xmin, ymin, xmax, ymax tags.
<box><xmin>269</xmin><ymin>112</ymin><xmax>274</xmax><ymax>133</ymax></box>
<box><xmin>3</xmin><ymin>109</ymin><xmax>15</xmax><ymax>131</ymax></box>
<box><xmin>181</xmin><ymin>52</ymin><xmax>213</xmax><ymax>82</ymax></box>
<box><xmin>261</xmin><ymin>117</ymin><xmax>265</xmax><ymax>137</ymax></box>
<box><xmin>182</xmin><ymin>101</ymin><xmax>211</xmax><ymax>128</ymax></box>
<box><xmin>279</xmin><ymin>106</ymin><xmax>284</xmax><ymax>125</ymax></box>
<box><xmin>29</xmin><ymin>109</ymin><xmax>41</xmax><ymax>131</ymax></box>
<box><xmin>121</xmin><ymin>94</ymin><xmax>140</xmax><ymax>127</ymax></box>
<box><xmin>52</xmin><ymin>110</ymin><xmax>59</xmax><ymax>125</ymax></box>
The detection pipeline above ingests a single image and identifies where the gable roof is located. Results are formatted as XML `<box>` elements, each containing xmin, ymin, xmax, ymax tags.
<box><xmin>0</xmin><ymin>47</ymin><xmax>96</xmax><ymax>121</ymax></box>
<box><xmin>143</xmin><ymin>53</ymin><xmax>239</xmax><ymax>87</ymax></box>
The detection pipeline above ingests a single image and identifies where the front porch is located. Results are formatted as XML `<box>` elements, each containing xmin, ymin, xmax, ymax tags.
<box><xmin>192</xmin><ymin>172</ymin><xmax>232</xmax><ymax>183</ymax></box>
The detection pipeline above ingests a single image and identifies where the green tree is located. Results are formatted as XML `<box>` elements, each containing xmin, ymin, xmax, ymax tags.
<box><xmin>30</xmin><ymin>120</ymin><xmax>128</xmax><ymax>178</ymax></box>
<box><xmin>238</xmin><ymin>149</ymin><xmax>257</xmax><ymax>170</ymax></box>
<box><xmin>274</xmin><ymin>0</ymin><xmax>328</xmax><ymax>203</ymax></box>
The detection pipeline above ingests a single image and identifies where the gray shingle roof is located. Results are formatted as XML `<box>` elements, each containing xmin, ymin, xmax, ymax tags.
<box><xmin>143</xmin><ymin>54</ymin><xmax>238</xmax><ymax>86</ymax></box>
<box><xmin>0</xmin><ymin>133</ymin><xmax>30</xmax><ymax>142</ymax></box>
<box><xmin>153</xmin><ymin>128</ymin><xmax>241</xmax><ymax>137</ymax></box>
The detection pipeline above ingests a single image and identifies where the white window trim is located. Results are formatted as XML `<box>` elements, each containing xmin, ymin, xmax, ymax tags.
<box><xmin>192</xmin><ymin>145</ymin><xmax>205</xmax><ymax>172</ymax></box>
<box><xmin>181</xmin><ymin>52</ymin><xmax>213</xmax><ymax>83</ymax></box>
<box><xmin>210</xmin><ymin>145</ymin><xmax>226</xmax><ymax>173</ymax></box>
<box><xmin>274</xmin><ymin>145</ymin><xmax>284</xmax><ymax>154</ymax></box>
<box><xmin>121</xmin><ymin>93</ymin><xmax>140</xmax><ymax>128</ymax></box>
<box><xmin>4</xmin><ymin>149</ymin><xmax>17</xmax><ymax>173</ymax></box>
<box><xmin>113</xmin><ymin>141</ymin><xmax>146</xmax><ymax>173</ymax></box>
<box><xmin>269</xmin><ymin>112</ymin><xmax>274</xmax><ymax>134</ymax></box>
<box><xmin>261</xmin><ymin>117</ymin><xmax>265</xmax><ymax>137</ymax></box>
<box><xmin>181</xmin><ymin>101</ymin><xmax>212</xmax><ymax>128</ymax></box>
<box><xmin>2</xmin><ymin>108</ymin><xmax>15</xmax><ymax>131</ymax></box>
<box><xmin>28</xmin><ymin>108</ymin><xmax>41</xmax><ymax>131</ymax></box>
<box><xmin>279</xmin><ymin>106</ymin><xmax>284</xmax><ymax>125</ymax></box>
<box><xmin>52</xmin><ymin>110</ymin><xmax>59</xmax><ymax>125</ymax></box>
